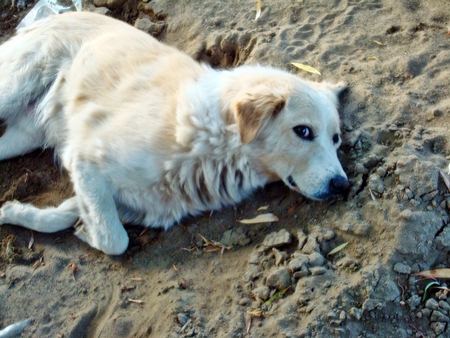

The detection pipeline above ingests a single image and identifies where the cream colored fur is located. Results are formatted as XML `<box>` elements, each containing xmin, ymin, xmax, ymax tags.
<box><xmin>0</xmin><ymin>12</ymin><xmax>348</xmax><ymax>255</ymax></box>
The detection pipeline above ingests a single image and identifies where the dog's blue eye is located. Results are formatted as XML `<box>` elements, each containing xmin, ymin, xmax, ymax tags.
<box><xmin>333</xmin><ymin>133</ymin><xmax>340</xmax><ymax>144</ymax></box>
<box><xmin>293</xmin><ymin>125</ymin><xmax>313</xmax><ymax>140</ymax></box>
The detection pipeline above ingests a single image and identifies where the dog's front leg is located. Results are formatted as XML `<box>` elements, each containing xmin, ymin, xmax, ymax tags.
<box><xmin>71</xmin><ymin>161</ymin><xmax>129</xmax><ymax>255</ymax></box>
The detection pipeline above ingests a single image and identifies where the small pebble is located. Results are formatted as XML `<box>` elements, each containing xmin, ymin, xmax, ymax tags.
<box><xmin>309</xmin><ymin>267</ymin><xmax>326</xmax><ymax>276</ymax></box>
<box><xmin>177</xmin><ymin>313</ymin><xmax>189</xmax><ymax>326</ymax></box>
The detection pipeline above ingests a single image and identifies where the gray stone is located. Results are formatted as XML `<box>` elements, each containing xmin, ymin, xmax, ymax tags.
<box><xmin>296</xmin><ymin>230</ymin><xmax>308</xmax><ymax>250</ymax></box>
<box><xmin>134</xmin><ymin>18</ymin><xmax>166</xmax><ymax>36</ymax></box>
<box><xmin>307</xmin><ymin>252</ymin><xmax>325</xmax><ymax>267</ymax></box>
<box><xmin>368</xmin><ymin>174</ymin><xmax>384</xmax><ymax>194</ymax></box>
<box><xmin>262</xmin><ymin>229</ymin><xmax>292</xmax><ymax>248</ymax></box>
<box><xmin>395</xmin><ymin>155</ymin><xmax>439</xmax><ymax>197</ymax></box>
<box><xmin>272</xmin><ymin>248</ymin><xmax>288</xmax><ymax>266</ymax></box>
<box><xmin>431</xmin><ymin>322</ymin><xmax>446</xmax><ymax>335</ymax></box>
<box><xmin>238</xmin><ymin>297</ymin><xmax>251</xmax><ymax>306</ymax></box>
<box><xmin>252</xmin><ymin>285</ymin><xmax>270</xmax><ymax>301</ymax></box>
<box><xmin>349</xmin><ymin>307</ymin><xmax>362</xmax><ymax>320</ymax></box>
<box><xmin>301</xmin><ymin>237</ymin><xmax>319</xmax><ymax>254</ymax></box>
<box><xmin>322</xmin><ymin>229</ymin><xmax>335</xmax><ymax>241</ymax></box>
<box><xmin>425</xmin><ymin>298</ymin><xmax>440</xmax><ymax>310</ymax></box>
<box><xmin>439</xmin><ymin>300</ymin><xmax>450</xmax><ymax>312</ymax></box>
<box><xmin>177</xmin><ymin>313</ymin><xmax>189</xmax><ymax>325</ymax></box>
<box><xmin>436</xmin><ymin>226</ymin><xmax>450</xmax><ymax>250</ymax></box>
<box><xmin>220</xmin><ymin>227</ymin><xmax>250</xmax><ymax>247</ymax></box>
<box><xmin>288</xmin><ymin>259</ymin><xmax>307</xmax><ymax>272</ymax></box>
<box><xmin>406</xmin><ymin>294</ymin><xmax>421</xmax><ymax>308</ymax></box>
<box><xmin>393</xmin><ymin>262</ymin><xmax>412</xmax><ymax>274</ymax></box>
<box><xmin>430</xmin><ymin>310</ymin><xmax>450</xmax><ymax>322</ymax></box>
<box><xmin>309</xmin><ymin>267</ymin><xmax>326</xmax><ymax>276</ymax></box>
<box><xmin>293</xmin><ymin>271</ymin><xmax>309</xmax><ymax>279</ymax></box>
<box><xmin>265</xmin><ymin>268</ymin><xmax>291</xmax><ymax>290</ymax></box>
<box><xmin>248</xmin><ymin>252</ymin><xmax>260</xmax><ymax>264</ymax></box>
<box><xmin>93</xmin><ymin>0</ymin><xmax>125</xmax><ymax>9</ymax></box>
<box><xmin>243</xmin><ymin>264</ymin><xmax>261</xmax><ymax>282</ymax></box>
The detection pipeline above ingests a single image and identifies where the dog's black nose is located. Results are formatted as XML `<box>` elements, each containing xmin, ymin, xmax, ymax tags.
<box><xmin>329</xmin><ymin>175</ymin><xmax>350</xmax><ymax>195</ymax></box>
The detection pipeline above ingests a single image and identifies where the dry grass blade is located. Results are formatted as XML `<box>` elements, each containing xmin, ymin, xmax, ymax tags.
<box><xmin>264</xmin><ymin>286</ymin><xmax>290</xmax><ymax>306</ymax></box>
<box><xmin>247</xmin><ymin>309</ymin><xmax>263</xmax><ymax>317</ymax></box>
<box><xmin>422</xmin><ymin>281</ymin><xmax>440</xmax><ymax>302</ymax></box>
<box><xmin>366</xmin><ymin>56</ymin><xmax>380</xmax><ymax>61</ymax></box>
<box><xmin>238</xmin><ymin>213</ymin><xmax>279</xmax><ymax>224</ymax></box>
<box><xmin>413</xmin><ymin>268</ymin><xmax>450</xmax><ymax>279</ymax></box>
<box><xmin>257</xmin><ymin>205</ymin><xmax>269</xmax><ymax>211</ymax></box>
<box><xmin>374</xmin><ymin>40</ymin><xmax>386</xmax><ymax>46</ymax></box>
<box><xmin>440</xmin><ymin>170</ymin><xmax>450</xmax><ymax>192</ymax></box>
<box><xmin>130</xmin><ymin>277</ymin><xmax>145</xmax><ymax>282</ymax></box>
<box><xmin>255</xmin><ymin>0</ymin><xmax>262</xmax><ymax>20</ymax></box>
<box><xmin>291</xmin><ymin>62</ymin><xmax>321</xmax><ymax>75</ymax></box>
<box><xmin>198</xmin><ymin>233</ymin><xmax>232</xmax><ymax>252</ymax></box>
<box><xmin>328</xmin><ymin>242</ymin><xmax>349</xmax><ymax>256</ymax></box>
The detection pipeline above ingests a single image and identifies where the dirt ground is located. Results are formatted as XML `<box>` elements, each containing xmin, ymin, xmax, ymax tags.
<box><xmin>1</xmin><ymin>0</ymin><xmax>450</xmax><ymax>337</ymax></box>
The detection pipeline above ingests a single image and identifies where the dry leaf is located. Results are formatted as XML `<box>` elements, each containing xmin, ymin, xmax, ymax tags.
<box><xmin>255</xmin><ymin>0</ymin><xmax>262</xmax><ymax>20</ymax></box>
<box><xmin>291</xmin><ymin>62</ymin><xmax>321</xmax><ymax>75</ymax></box>
<box><xmin>245</xmin><ymin>313</ymin><xmax>252</xmax><ymax>334</ymax></box>
<box><xmin>247</xmin><ymin>309</ymin><xmax>263</xmax><ymax>317</ymax></box>
<box><xmin>374</xmin><ymin>40</ymin><xmax>386</xmax><ymax>46</ymax></box>
<box><xmin>28</xmin><ymin>231</ymin><xmax>34</xmax><ymax>250</ymax></box>
<box><xmin>366</xmin><ymin>56</ymin><xmax>380</xmax><ymax>61</ymax></box>
<box><xmin>413</xmin><ymin>268</ymin><xmax>450</xmax><ymax>279</ymax></box>
<box><xmin>328</xmin><ymin>242</ymin><xmax>349</xmax><ymax>256</ymax></box>
<box><xmin>238</xmin><ymin>213</ymin><xmax>279</xmax><ymax>224</ymax></box>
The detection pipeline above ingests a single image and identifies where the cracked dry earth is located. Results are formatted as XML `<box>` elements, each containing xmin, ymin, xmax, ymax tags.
<box><xmin>1</xmin><ymin>0</ymin><xmax>450</xmax><ymax>337</ymax></box>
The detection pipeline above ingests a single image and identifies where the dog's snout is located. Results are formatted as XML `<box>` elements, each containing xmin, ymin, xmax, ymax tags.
<box><xmin>329</xmin><ymin>175</ymin><xmax>350</xmax><ymax>195</ymax></box>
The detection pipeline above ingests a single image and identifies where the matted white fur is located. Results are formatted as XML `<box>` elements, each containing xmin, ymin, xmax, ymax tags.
<box><xmin>0</xmin><ymin>12</ymin><xmax>349</xmax><ymax>255</ymax></box>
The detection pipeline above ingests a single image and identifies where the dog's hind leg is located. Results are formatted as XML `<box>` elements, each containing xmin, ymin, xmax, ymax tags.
<box><xmin>0</xmin><ymin>112</ymin><xmax>44</xmax><ymax>161</ymax></box>
<box><xmin>0</xmin><ymin>197</ymin><xmax>79</xmax><ymax>232</ymax></box>
<box><xmin>71</xmin><ymin>161</ymin><xmax>129</xmax><ymax>255</ymax></box>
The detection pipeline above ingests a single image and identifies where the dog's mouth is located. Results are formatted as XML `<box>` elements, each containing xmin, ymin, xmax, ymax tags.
<box><xmin>287</xmin><ymin>175</ymin><xmax>300</xmax><ymax>192</ymax></box>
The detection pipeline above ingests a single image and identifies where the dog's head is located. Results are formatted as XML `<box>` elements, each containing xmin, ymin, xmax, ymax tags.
<box><xmin>233</xmin><ymin>74</ymin><xmax>349</xmax><ymax>200</ymax></box>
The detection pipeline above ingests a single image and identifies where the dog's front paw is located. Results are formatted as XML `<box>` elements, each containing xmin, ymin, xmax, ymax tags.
<box><xmin>74</xmin><ymin>223</ymin><xmax>129</xmax><ymax>255</ymax></box>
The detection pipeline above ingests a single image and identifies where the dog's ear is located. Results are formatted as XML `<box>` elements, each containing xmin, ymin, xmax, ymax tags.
<box><xmin>233</xmin><ymin>85</ymin><xmax>289</xmax><ymax>144</ymax></box>
<box><xmin>325</xmin><ymin>81</ymin><xmax>348</xmax><ymax>96</ymax></box>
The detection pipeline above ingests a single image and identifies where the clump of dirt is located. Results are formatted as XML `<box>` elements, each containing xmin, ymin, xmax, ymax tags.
<box><xmin>1</xmin><ymin>1</ymin><xmax>450</xmax><ymax>337</ymax></box>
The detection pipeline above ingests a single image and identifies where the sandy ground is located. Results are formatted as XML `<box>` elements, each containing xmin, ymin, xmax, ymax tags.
<box><xmin>1</xmin><ymin>0</ymin><xmax>450</xmax><ymax>337</ymax></box>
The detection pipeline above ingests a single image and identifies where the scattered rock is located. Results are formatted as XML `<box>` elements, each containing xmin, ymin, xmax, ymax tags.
<box><xmin>393</xmin><ymin>262</ymin><xmax>412</xmax><ymax>274</ymax></box>
<box><xmin>262</xmin><ymin>229</ymin><xmax>292</xmax><ymax>249</ymax></box>
<box><xmin>288</xmin><ymin>256</ymin><xmax>308</xmax><ymax>272</ymax></box>
<box><xmin>93</xmin><ymin>0</ymin><xmax>125</xmax><ymax>9</ymax></box>
<box><xmin>301</xmin><ymin>237</ymin><xmax>319</xmax><ymax>254</ymax></box>
<box><xmin>252</xmin><ymin>285</ymin><xmax>270</xmax><ymax>301</ymax></box>
<box><xmin>307</xmin><ymin>252</ymin><xmax>325</xmax><ymax>267</ymax></box>
<box><xmin>272</xmin><ymin>248</ymin><xmax>288</xmax><ymax>266</ymax></box>
<box><xmin>134</xmin><ymin>18</ymin><xmax>166</xmax><ymax>37</ymax></box>
<box><xmin>430</xmin><ymin>310</ymin><xmax>450</xmax><ymax>322</ymax></box>
<box><xmin>431</xmin><ymin>322</ymin><xmax>446</xmax><ymax>335</ymax></box>
<box><xmin>425</xmin><ymin>298</ymin><xmax>439</xmax><ymax>310</ymax></box>
<box><xmin>243</xmin><ymin>264</ymin><xmax>261</xmax><ymax>282</ymax></box>
<box><xmin>177</xmin><ymin>313</ymin><xmax>189</xmax><ymax>326</ymax></box>
<box><xmin>309</xmin><ymin>267</ymin><xmax>326</xmax><ymax>276</ymax></box>
<box><xmin>265</xmin><ymin>268</ymin><xmax>291</xmax><ymax>290</ymax></box>
<box><xmin>220</xmin><ymin>227</ymin><xmax>250</xmax><ymax>247</ymax></box>
<box><xmin>238</xmin><ymin>297</ymin><xmax>251</xmax><ymax>306</ymax></box>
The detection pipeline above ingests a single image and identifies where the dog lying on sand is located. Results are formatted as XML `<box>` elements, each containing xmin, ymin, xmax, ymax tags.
<box><xmin>0</xmin><ymin>12</ymin><xmax>349</xmax><ymax>255</ymax></box>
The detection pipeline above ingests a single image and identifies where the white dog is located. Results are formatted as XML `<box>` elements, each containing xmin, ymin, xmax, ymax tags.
<box><xmin>0</xmin><ymin>12</ymin><xmax>349</xmax><ymax>255</ymax></box>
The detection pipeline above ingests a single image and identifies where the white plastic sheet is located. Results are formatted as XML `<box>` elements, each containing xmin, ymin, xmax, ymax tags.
<box><xmin>17</xmin><ymin>0</ymin><xmax>82</xmax><ymax>29</ymax></box>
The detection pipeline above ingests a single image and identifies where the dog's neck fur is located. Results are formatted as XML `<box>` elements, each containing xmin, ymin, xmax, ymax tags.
<box><xmin>141</xmin><ymin>66</ymin><xmax>282</xmax><ymax>227</ymax></box>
